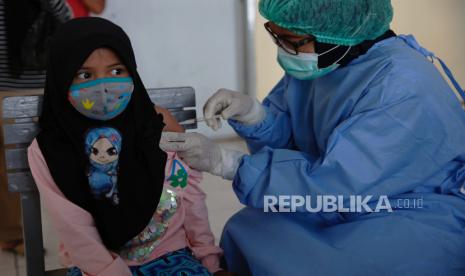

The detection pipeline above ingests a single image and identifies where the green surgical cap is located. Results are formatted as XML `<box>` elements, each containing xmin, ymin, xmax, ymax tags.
<box><xmin>259</xmin><ymin>0</ymin><xmax>393</xmax><ymax>46</ymax></box>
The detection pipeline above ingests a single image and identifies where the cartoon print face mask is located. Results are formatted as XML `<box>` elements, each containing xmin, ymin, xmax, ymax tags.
<box><xmin>68</xmin><ymin>77</ymin><xmax>134</xmax><ymax>121</ymax></box>
<box><xmin>85</xmin><ymin>127</ymin><xmax>122</xmax><ymax>205</ymax></box>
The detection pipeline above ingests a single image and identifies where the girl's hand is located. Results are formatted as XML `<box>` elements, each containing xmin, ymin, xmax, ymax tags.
<box><xmin>155</xmin><ymin>106</ymin><xmax>185</xmax><ymax>133</ymax></box>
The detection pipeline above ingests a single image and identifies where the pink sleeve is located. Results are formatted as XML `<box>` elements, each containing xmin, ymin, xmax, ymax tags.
<box><xmin>27</xmin><ymin>139</ymin><xmax>131</xmax><ymax>276</ymax></box>
<box><xmin>182</xmin><ymin>166</ymin><xmax>223</xmax><ymax>274</ymax></box>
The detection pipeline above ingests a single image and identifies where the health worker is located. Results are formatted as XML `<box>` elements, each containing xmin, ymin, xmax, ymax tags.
<box><xmin>161</xmin><ymin>0</ymin><xmax>465</xmax><ymax>275</ymax></box>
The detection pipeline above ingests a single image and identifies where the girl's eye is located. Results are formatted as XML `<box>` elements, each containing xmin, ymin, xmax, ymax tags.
<box><xmin>92</xmin><ymin>147</ymin><xmax>99</xmax><ymax>155</ymax></box>
<box><xmin>111</xmin><ymin>68</ymin><xmax>123</xmax><ymax>76</ymax></box>
<box><xmin>77</xmin><ymin>71</ymin><xmax>91</xmax><ymax>80</ymax></box>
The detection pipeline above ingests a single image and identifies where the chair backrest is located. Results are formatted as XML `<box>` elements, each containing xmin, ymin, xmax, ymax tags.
<box><xmin>0</xmin><ymin>87</ymin><xmax>197</xmax><ymax>276</ymax></box>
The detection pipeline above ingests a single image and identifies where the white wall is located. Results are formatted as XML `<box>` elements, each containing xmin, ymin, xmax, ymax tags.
<box><xmin>255</xmin><ymin>0</ymin><xmax>465</xmax><ymax>100</ymax></box>
<box><xmin>100</xmin><ymin>0</ymin><xmax>247</xmax><ymax>139</ymax></box>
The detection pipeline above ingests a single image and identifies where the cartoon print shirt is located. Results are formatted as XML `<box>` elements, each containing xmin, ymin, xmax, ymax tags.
<box><xmin>28</xmin><ymin>139</ymin><xmax>223</xmax><ymax>275</ymax></box>
<box><xmin>85</xmin><ymin>127</ymin><xmax>122</xmax><ymax>205</ymax></box>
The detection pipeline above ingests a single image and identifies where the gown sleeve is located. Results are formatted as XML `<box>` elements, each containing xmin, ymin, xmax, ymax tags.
<box><xmin>232</xmin><ymin>78</ymin><xmax>443</xmax><ymax>211</ymax></box>
<box><xmin>229</xmin><ymin>76</ymin><xmax>295</xmax><ymax>154</ymax></box>
<box><xmin>27</xmin><ymin>139</ymin><xmax>132</xmax><ymax>276</ymax></box>
<box><xmin>182</xmin><ymin>166</ymin><xmax>223</xmax><ymax>274</ymax></box>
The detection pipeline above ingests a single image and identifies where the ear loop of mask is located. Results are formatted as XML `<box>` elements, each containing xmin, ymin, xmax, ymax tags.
<box><xmin>317</xmin><ymin>45</ymin><xmax>340</xmax><ymax>57</ymax></box>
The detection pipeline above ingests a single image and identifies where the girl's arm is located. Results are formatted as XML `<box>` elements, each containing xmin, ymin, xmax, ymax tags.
<box><xmin>27</xmin><ymin>139</ymin><xmax>131</xmax><ymax>276</ymax></box>
<box><xmin>155</xmin><ymin>106</ymin><xmax>185</xmax><ymax>133</ymax></box>
<box><xmin>182</xmin><ymin>167</ymin><xmax>223</xmax><ymax>274</ymax></box>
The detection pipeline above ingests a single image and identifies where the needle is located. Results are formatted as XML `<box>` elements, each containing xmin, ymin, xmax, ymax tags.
<box><xmin>179</xmin><ymin>115</ymin><xmax>222</xmax><ymax>125</ymax></box>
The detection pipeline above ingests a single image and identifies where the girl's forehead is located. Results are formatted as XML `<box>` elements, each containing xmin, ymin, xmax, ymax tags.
<box><xmin>82</xmin><ymin>48</ymin><xmax>123</xmax><ymax>67</ymax></box>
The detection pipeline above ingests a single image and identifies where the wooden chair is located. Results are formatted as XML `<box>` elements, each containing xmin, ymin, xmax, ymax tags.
<box><xmin>0</xmin><ymin>87</ymin><xmax>197</xmax><ymax>276</ymax></box>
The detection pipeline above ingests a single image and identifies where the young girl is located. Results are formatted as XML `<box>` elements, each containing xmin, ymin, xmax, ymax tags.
<box><xmin>27</xmin><ymin>17</ymin><xmax>227</xmax><ymax>276</ymax></box>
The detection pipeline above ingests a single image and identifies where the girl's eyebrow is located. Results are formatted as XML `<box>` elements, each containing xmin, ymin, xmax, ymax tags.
<box><xmin>78</xmin><ymin>63</ymin><xmax>124</xmax><ymax>70</ymax></box>
<box><xmin>108</xmin><ymin>63</ymin><xmax>124</xmax><ymax>67</ymax></box>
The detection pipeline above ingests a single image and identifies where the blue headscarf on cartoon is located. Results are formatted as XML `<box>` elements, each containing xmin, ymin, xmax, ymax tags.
<box><xmin>85</xmin><ymin>127</ymin><xmax>122</xmax><ymax>204</ymax></box>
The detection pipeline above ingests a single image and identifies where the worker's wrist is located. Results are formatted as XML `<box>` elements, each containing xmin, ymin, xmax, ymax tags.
<box><xmin>211</xmin><ymin>147</ymin><xmax>245</xmax><ymax>180</ymax></box>
<box><xmin>237</xmin><ymin>98</ymin><xmax>266</xmax><ymax>126</ymax></box>
<box><xmin>221</xmin><ymin>147</ymin><xmax>246</xmax><ymax>180</ymax></box>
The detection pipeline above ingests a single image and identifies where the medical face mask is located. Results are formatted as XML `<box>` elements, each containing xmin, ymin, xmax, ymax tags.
<box><xmin>277</xmin><ymin>45</ymin><xmax>351</xmax><ymax>80</ymax></box>
<box><xmin>68</xmin><ymin>77</ymin><xmax>134</xmax><ymax>121</ymax></box>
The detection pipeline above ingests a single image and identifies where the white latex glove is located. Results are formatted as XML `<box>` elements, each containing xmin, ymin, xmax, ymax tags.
<box><xmin>160</xmin><ymin>132</ymin><xmax>245</xmax><ymax>180</ymax></box>
<box><xmin>203</xmin><ymin>89</ymin><xmax>266</xmax><ymax>130</ymax></box>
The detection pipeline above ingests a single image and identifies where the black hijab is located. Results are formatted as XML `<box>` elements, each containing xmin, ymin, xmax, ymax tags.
<box><xmin>36</xmin><ymin>17</ymin><xmax>167</xmax><ymax>251</ymax></box>
<box><xmin>316</xmin><ymin>30</ymin><xmax>397</xmax><ymax>68</ymax></box>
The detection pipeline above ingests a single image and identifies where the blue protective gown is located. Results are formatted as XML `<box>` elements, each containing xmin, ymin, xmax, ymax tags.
<box><xmin>220</xmin><ymin>35</ymin><xmax>465</xmax><ymax>276</ymax></box>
